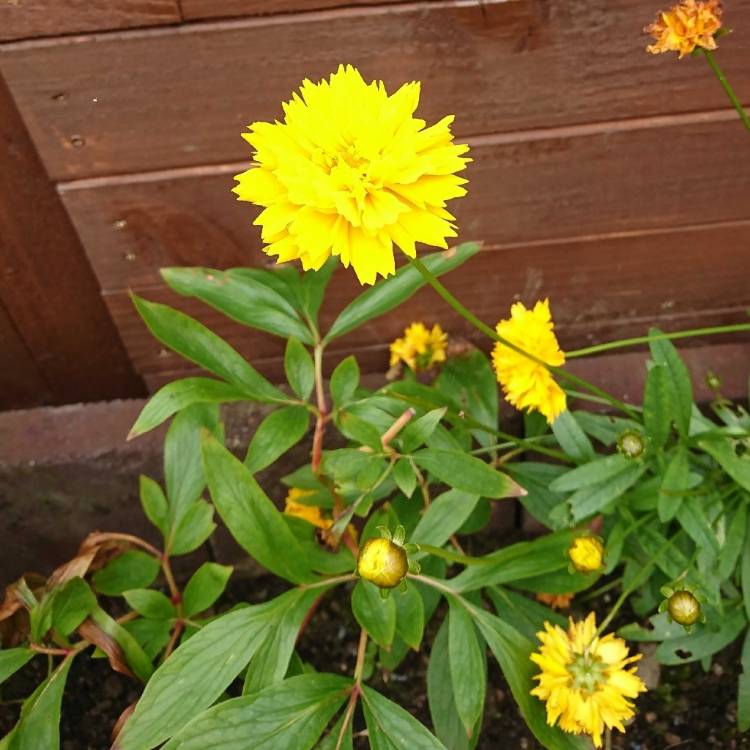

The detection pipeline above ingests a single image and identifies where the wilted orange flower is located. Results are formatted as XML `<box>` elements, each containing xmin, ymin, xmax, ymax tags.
<box><xmin>536</xmin><ymin>592</ymin><xmax>574</xmax><ymax>610</ymax></box>
<box><xmin>645</xmin><ymin>0</ymin><xmax>723</xmax><ymax>58</ymax></box>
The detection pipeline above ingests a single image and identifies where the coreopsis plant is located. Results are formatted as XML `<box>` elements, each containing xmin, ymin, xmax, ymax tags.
<box><xmin>5</xmin><ymin>63</ymin><xmax>750</xmax><ymax>750</ymax></box>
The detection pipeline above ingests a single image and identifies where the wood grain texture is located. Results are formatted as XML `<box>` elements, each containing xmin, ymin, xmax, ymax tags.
<box><xmin>3</xmin><ymin>0</ymin><xmax>749</xmax><ymax>179</ymax></box>
<box><xmin>0</xmin><ymin>0</ymin><xmax>180</xmax><ymax>42</ymax></box>
<box><xmin>0</xmin><ymin>71</ymin><xmax>145</xmax><ymax>405</ymax></box>
<box><xmin>181</xmin><ymin>0</ymin><xmax>432</xmax><ymax>21</ymax></box>
<box><xmin>59</xmin><ymin>117</ymin><xmax>750</xmax><ymax>293</ymax></box>
<box><xmin>101</xmin><ymin>219</ymin><xmax>750</xmax><ymax>379</ymax></box>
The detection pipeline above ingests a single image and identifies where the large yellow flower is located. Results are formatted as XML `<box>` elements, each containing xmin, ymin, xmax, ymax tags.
<box><xmin>531</xmin><ymin>613</ymin><xmax>647</xmax><ymax>748</ymax></box>
<box><xmin>389</xmin><ymin>322</ymin><xmax>448</xmax><ymax>372</ymax></box>
<box><xmin>233</xmin><ymin>65</ymin><xmax>470</xmax><ymax>285</ymax></box>
<box><xmin>645</xmin><ymin>0</ymin><xmax>723</xmax><ymax>58</ymax></box>
<box><xmin>491</xmin><ymin>299</ymin><xmax>566</xmax><ymax>424</ymax></box>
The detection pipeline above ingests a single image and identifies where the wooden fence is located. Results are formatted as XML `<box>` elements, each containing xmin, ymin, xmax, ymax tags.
<box><xmin>1</xmin><ymin>0</ymin><xmax>749</xmax><ymax>409</ymax></box>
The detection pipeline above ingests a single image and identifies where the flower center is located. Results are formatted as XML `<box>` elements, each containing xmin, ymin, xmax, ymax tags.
<box><xmin>568</xmin><ymin>652</ymin><xmax>607</xmax><ymax>696</ymax></box>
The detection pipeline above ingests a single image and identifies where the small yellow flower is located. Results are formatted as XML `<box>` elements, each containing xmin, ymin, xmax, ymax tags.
<box><xmin>390</xmin><ymin>322</ymin><xmax>448</xmax><ymax>372</ymax></box>
<box><xmin>568</xmin><ymin>536</ymin><xmax>605</xmax><ymax>574</ymax></box>
<box><xmin>357</xmin><ymin>537</ymin><xmax>409</xmax><ymax>589</ymax></box>
<box><xmin>536</xmin><ymin>592</ymin><xmax>574</xmax><ymax>610</ymax></box>
<box><xmin>234</xmin><ymin>65</ymin><xmax>470</xmax><ymax>285</ymax></box>
<box><xmin>284</xmin><ymin>488</ymin><xmax>332</xmax><ymax>531</ymax></box>
<box><xmin>645</xmin><ymin>0</ymin><xmax>723</xmax><ymax>58</ymax></box>
<box><xmin>491</xmin><ymin>300</ymin><xmax>566</xmax><ymax>424</ymax></box>
<box><xmin>531</xmin><ymin>613</ymin><xmax>647</xmax><ymax>748</ymax></box>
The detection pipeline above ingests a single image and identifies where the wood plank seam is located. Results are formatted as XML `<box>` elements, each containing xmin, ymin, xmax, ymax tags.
<box><xmin>0</xmin><ymin>0</ymin><xmax>507</xmax><ymax>51</ymax></box>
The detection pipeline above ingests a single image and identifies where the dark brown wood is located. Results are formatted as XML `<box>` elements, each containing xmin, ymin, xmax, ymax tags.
<box><xmin>0</xmin><ymin>1</ymin><xmax>181</xmax><ymax>42</ymax></box>
<box><xmin>0</xmin><ymin>71</ymin><xmax>145</xmax><ymax>405</ymax></box>
<box><xmin>101</xmin><ymin>217</ymin><xmax>750</xmax><ymax>379</ymax></box>
<box><xmin>181</xmin><ymin>0</ymin><xmax>437</xmax><ymax>21</ymax></box>
<box><xmin>59</xmin><ymin>116</ymin><xmax>750</xmax><ymax>294</ymax></box>
<box><xmin>0</xmin><ymin>299</ymin><xmax>51</xmax><ymax>408</ymax></box>
<box><xmin>3</xmin><ymin>0</ymin><xmax>749</xmax><ymax>179</ymax></box>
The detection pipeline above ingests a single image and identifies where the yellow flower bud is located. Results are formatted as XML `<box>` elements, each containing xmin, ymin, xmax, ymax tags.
<box><xmin>568</xmin><ymin>536</ymin><xmax>604</xmax><ymax>574</ymax></box>
<box><xmin>357</xmin><ymin>537</ymin><xmax>408</xmax><ymax>589</ymax></box>
<box><xmin>667</xmin><ymin>590</ymin><xmax>702</xmax><ymax>626</ymax></box>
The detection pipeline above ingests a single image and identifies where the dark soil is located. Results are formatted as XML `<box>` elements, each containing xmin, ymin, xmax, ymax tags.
<box><xmin>2</xmin><ymin>573</ymin><xmax>748</xmax><ymax>749</ymax></box>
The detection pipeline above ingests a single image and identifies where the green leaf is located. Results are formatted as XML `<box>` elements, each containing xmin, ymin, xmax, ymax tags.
<box><xmin>642</xmin><ymin>363</ymin><xmax>672</xmax><ymax>450</ymax></box>
<box><xmin>129</xmin><ymin>378</ymin><xmax>249</xmax><ymax>438</ymax></box>
<box><xmin>486</xmin><ymin>587</ymin><xmax>565</xmax><ymax>642</ymax></box>
<box><xmin>336</xmin><ymin>410</ymin><xmax>383</xmax><ymax>450</ymax></box>
<box><xmin>50</xmin><ymin>577</ymin><xmax>97</xmax><ymax>636</ymax></box>
<box><xmin>299</xmin><ymin>257</ymin><xmax>338</xmax><ymax>324</ymax></box>
<box><xmin>676</xmin><ymin>498</ymin><xmax>719</xmax><ymax>556</ymax></box>
<box><xmin>568</xmin><ymin>463</ymin><xmax>646</xmax><ymax>522</ymax></box>
<box><xmin>243</xmin><ymin>588</ymin><xmax>320</xmax><ymax>695</ymax></box>
<box><xmin>201</xmin><ymin>431</ymin><xmax>314</xmax><ymax>584</ymax></box>
<box><xmin>393</xmin><ymin>459</ymin><xmax>417</xmax><ymax>499</ymax></box>
<box><xmin>6</xmin><ymin>655</ymin><xmax>73</xmax><ymax>750</ymax></box>
<box><xmin>324</xmin><ymin>243</ymin><xmax>480</xmax><ymax>342</ymax></box>
<box><xmin>505</xmin><ymin>462</ymin><xmax>568</xmax><ymax>530</ymax></box>
<box><xmin>427</xmin><ymin>620</ymin><xmax>480</xmax><ymax>750</ymax></box>
<box><xmin>351</xmin><ymin>580</ymin><xmax>396</xmax><ymax>649</ymax></box>
<box><xmin>93</xmin><ymin>550</ymin><xmax>160</xmax><ymax>596</ymax></box>
<box><xmin>123</xmin><ymin>619</ymin><xmax>173</xmax><ymax>661</ymax></box>
<box><xmin>139</xmin><ymin>476</ymin><xmax>168</xmax><ymax>537</ymax></box>
<box><xmin>245</xmin><ymin>406</ymin><xmax>310</xmax><ymax>474</ymax></box>
<box><xmin>571</xmin><ymin>411</ymin><xmax>642</xmax><ymax>448</ymax></box>
<box><xmin>399</xmin><ymin>408</ymin><xmax>446</xmax><ymax>453</ymax></box>
<box><xmin>161</xmin><ymin>267</ymin><xmax>313</xmax><ymax>344</ymax></box>
<box><xmin>165</xmin><ymin>403</ymin><xmax>220</xmax><ymax>530</ymax></box>
<box><xmin>316</xmin><ymin>709</ymin><xmax>354</xmax><ymax>750</ymax></box>
<box><xmin>658</xmin><ymin>447</ymin><xmax>691</xmax><ymax>522</ymax></box>
<box><xmin>743</xmin><ymin>524</ymin><xmax>750</xmax><ymax>624</ymax></box>
<box><xmin>720</xmin><ymin>503</ymin><xmax>747</xmax><ymax>580</ymax></box>
<box><xmin>649</xmin><ymin>329</ymin><xmax>693</xmax><ymax>437</ymax></box>
<box><xmin>114</xmin><ymin>590</ymin><xmax>313</xmax><ymax>750</ymax></box>
<box><xmin>91</xmin><ymin>607</ymin><xmax>154</xmax><ymax>683</ymax></box>
<box><xmin>0</xmin><ymin>648</ymin><xmax>34</xmax><ymax>685</ymax></box>
<box><xmin>472</xmin><ymin>608</ymin><xmax>589</xmax><ymax>750</ymax></box>
<box><xmin>330</xmin><ymin>356</ymin><xmax>360</xmax><ymax>408</ymax></box>
<box><xmin>412</xmin><ymin>449</ymin><xmax>518</xmax><ymax>499</ymax></box>
<box><xmin>182</xmin><ymin>563</ymin><xmax>233</xmax><ymax>618</ymax></box>
<box><xmin>394</xmin><ymin>581</ymin><xmax>425</xmax><ymax>651</ymax></box>
<box><xmin>549</xmin><ymin>453</ymin><xmax>633</xmax><ymax>493</ymax></box>
<box><xmin>551</xmin><ymin>410</ymin><xmax>595</xmax><ymax>464</ymax></box>
<box><xmin>285</xmin><ymin>338</ymin><xmax>315</xmax><ymax>400</ymax></box>
<box><xmin>131</xmin><ymin>294</ymin><xmax>286</xmax><ymax>403</ymax></box>
<box><xmin>162</xmin><ymin>673</ymin><xmax>350</xmax><ymax>750</ymax></box>
<box><xmin>411</xmin><ymin>490</ymin><xmax>480</xmax><ymax>554</ymax></box>
<box><xmin>738</xmin><ymin>629</ymin><xmax>750</xmax><ymax>731</ymax></box>
<box><xmin>448</xmin><ymin>600</ymin><xmax>485</xmax><ymax>735</ymax></box>
<box><xmin>699</xmin><ymin>435</ymin><xmax>750</xmax><ymax>493</ymax></box>
<box><xmin>170</xmin><ymin>499</ymin><xmax>216</xmax><ymax>555</ymax></box>
<box><xmin>362</xmin><ymin>684</ymin><xmax>448</xmax><ymax>750</ymax></box>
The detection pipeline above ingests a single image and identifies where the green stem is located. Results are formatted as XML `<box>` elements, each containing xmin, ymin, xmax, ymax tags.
<box><xmin>567</xmin><ymin>321</ymin><xmax>750</xmax><ymax>358</ymax></box>
<box><xmin>702</xmin><ymin>48</ymin><xmax>750</xmax><ymax>134</ymax></box>
<box><xmin>418</xmin><ymin>543</ymin><xmax>492</xmax><ymax>566</ymax></box>
<box><xmin>301</xmin><ymin>574</ymin><xmax>356</xmax><ymax>591</ymax></box>
<box><xmin>409</xmin><ymin>258</ymin><xmax>639</xmax><ymax>419</ymax></box>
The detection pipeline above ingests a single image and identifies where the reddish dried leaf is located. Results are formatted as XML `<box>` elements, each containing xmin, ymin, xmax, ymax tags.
<box><xmin>78</xmin><ymin>617</ymin><xmax>134</xmax><ymax>678</ymax></box>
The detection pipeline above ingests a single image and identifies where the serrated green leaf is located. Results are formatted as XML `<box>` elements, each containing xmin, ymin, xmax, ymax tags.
<box><xmin>285</xmin><ymin>338</ymin><xmax>315</xmax><ymax>400</ymax></box>
<box><xmin>201</xmin><ymin>431</ymin><xmax>314</xmax><ymax>584</ymax></box>
<box><xmin>131</xmin><ymin>295</ymin><xmax>287</xmax><ymax>403</ymax></box>
<box><xmin>412</xmin><ymin>449</ymin><xmax>518</xmax><ymax>499</ymax></box>
<box><xmin>324</xmin><ymin>244</ymin><xmax>480</xmax><ymax>343</ymax></box>
<box><xmin>161</xmin><ymin>267</ymin><xmax>313</xmax><ymax>344</ymax></box>
<box><xmin>129</xmin><ymin>378</ymin><xmax>249</xmax><ymax>438</ymax></box>
<box><xmin>352</xmin><ymin>580</ymin><xmax>396</xmax><ymax>649</ymax></box>
<box><xmin>245</xmin><ymin>406</ymin><xmax>310</xmax><ymax>474</ymax></box>
<box><xmin>93</xmin><ymin>550</ymin><xmax>160</xmax><ymax>596</ymax></box>
<box><xmin>182</xmin><ymin>563</ymin><xmax>233</xmax><ymax>618</ymax></box>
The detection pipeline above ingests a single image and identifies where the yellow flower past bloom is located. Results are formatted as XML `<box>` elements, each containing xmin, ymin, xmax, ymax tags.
<box><xmin>645</xmin><ymin>0</ymin><xmax>723</xmax><ymax>58</ymax></box>
<box><xmin>568</xmin><ymin>536</ymin><xmax>605</xmax><ymax>574</ymax></box>
<box><xmin>536</xmin><ymin>592</ymin><xmax>574</xmax><ymax>611</ymax></box>
<box><xmin>284</xmin><ymin>487</ymin><xmax>331</xmax><ymax>530</ymax></box>
<box><xmin>389</xmin><ymin>322</ymin><xmax>448</xmax><ymax>371</ymax></box>
<box><xmin>531</xmin><ymin>613</ymin><xmax>647</xmax><ymax>748</ymax></box>
<box><xmin>233</xmin><ymin>64</ymin><xmax>470</xmax><ymax>285</ymax></box>
<box><xmin>491</xmin><ymin>299</ymin><xmax>566</xmax><ymax>424</ymax></box>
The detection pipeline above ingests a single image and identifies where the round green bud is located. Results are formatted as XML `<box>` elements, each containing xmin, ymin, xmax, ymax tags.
<box><xmin>668</xmin><ymin>590</ymin><xmax>701</xmax><ymax>626</ymax></box>
<box><xmin>617</xmin><ymin>429</ymin><xmax>646</xmax><ymax>459</ymax></box>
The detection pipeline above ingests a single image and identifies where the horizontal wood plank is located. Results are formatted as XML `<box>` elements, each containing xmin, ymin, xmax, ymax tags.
<box><xmin>3</xmin><ymin>0</ymin><xmax>749</xmax><ymax>179</ymax></box>
<box><xmin>0</xmin><ymin>1</ymin><xmax>180</xmax><ymax>42</ymax></box>
<box><xmin>181</xmin><ymin>0</ymin><xmax>430</xmax><ymax>21</ymax></box>
<box><xmin>59</xmin><ymin>117</ymin><xmax>750</xmax><ymax>294</ymax></box>
<box><xmin>102</xmin><ymin>220</ymin><xmax>750</xmax><ymax>377</ymax></box>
